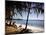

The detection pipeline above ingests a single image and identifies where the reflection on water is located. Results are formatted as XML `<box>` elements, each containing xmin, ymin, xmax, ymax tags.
<box><xmin>12</xmin><ymin>20</ymin><xmax>44</xmax><ymax>28</ymax></box>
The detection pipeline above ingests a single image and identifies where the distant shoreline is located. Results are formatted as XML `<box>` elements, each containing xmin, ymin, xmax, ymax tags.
<box><xmin>6</xmin><ymin>18</ymin><xmax>44</xmax><ymax>21</ymax></box>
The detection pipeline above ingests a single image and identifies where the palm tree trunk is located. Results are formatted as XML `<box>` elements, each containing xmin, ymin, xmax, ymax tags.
<box><xmin>25</xmin><ymin>8</ymin><xmax>30</xmax><ymax>29</ymax></box>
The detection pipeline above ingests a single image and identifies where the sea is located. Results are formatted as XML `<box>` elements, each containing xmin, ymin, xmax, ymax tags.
<box><xmin>12</xmin><ymin>20</ymin><xmax>44</xmax><ymax>28</ymax></box>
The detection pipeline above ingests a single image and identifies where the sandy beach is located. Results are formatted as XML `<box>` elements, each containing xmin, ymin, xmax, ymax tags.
<box><xmin>15</xmin><ymin>23</ymin><xmax>44</xmax><ymax>33</ymax></box>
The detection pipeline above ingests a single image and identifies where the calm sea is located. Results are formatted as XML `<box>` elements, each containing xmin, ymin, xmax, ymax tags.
<box><xmin>12</xmin><ymin>20</ymin><xmax>44</xmax><ymax>28</ymax></box>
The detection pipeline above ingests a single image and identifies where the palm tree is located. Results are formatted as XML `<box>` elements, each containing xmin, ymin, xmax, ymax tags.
<box><xmin>10</xmin><ymin>2</ymin><xmax>30</xmax><ymax>30</ymax></box>
<box><xmin>25</xmin><ymin>3</ymin><xmax>32</xmax><ymax>29</ymax></box>
<box><xmin>25</xmin><ymin>8</ymin><xmax>30</xmax><ymax>29</ymax></box>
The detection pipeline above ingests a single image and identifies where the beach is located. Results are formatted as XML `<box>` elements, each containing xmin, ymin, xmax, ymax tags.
<box><xmin>15</xmin><ymin>23</ymin><xmax>44</xmax><ymax>33</ymax></box>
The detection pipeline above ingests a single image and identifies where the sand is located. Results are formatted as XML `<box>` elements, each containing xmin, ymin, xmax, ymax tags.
<box><xmin>15</xmin><ymin>23</ymin><xmax>44</xmax><ymax>33</ymax></box>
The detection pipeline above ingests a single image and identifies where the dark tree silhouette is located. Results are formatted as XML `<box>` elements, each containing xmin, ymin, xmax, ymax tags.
<box><xmin>25</xmin><ymin>8</ymin><xmax>30</xmax><ymax>29</ymax></box>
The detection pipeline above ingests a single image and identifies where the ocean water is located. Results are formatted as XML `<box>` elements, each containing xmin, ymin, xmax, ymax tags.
<box><xmin>12</xmin><ymin>20</ymin><xmax>44</xmax><ymax>28</ymax></box>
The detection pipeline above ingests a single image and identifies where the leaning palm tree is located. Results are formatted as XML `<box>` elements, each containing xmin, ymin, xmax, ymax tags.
<box><xmin>10</xmin><ymin>2</ymin><xmax>31</xmax><ymax>30</ymax></box>
<box><xmin>25</xmin><ymin>8</ymin><xmax>30</xmax><ymax>29</ymax></box>
<box><xmin>25</xmin><ymin>2</ymin><xmax>32</xmax><ymax>29</ymax></box>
